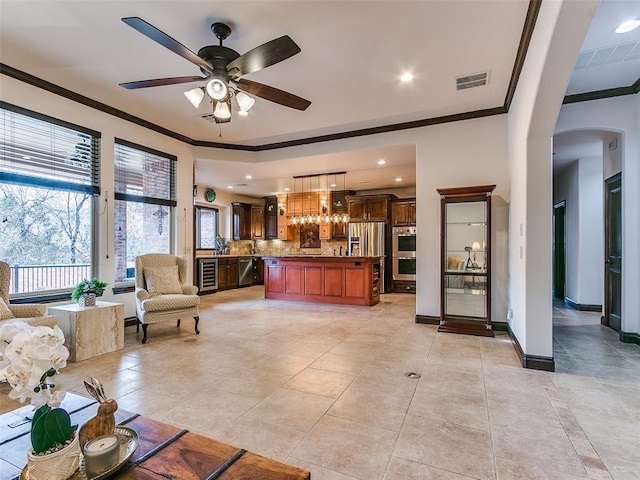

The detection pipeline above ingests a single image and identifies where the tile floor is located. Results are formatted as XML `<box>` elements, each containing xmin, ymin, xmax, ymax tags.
<box><xmin>2</xmin><ymin>288</ymin><xmax>639</xmax><ymax>479</ymax></box>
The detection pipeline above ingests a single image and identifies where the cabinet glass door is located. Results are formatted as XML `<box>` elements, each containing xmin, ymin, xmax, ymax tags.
<box><xmin>437</xmin><ymin>184</ymin><xmax>494</xmax><ymax>337</ymax></box>
<box><xmin>444</xmin><ymin>201</ymin><xmax>487</xmax><ymax>320</ymax></box>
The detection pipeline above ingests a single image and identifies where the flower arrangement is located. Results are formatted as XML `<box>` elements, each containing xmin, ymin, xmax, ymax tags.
<box><xmin>71</xmin><ymin>278</ymin><xmax>108</xmax><ymax>302</ymax></box>
<box><xmin>0</xmin><ymin>321</ymin><xmax>76</xmax><ymax>454</ymax></box>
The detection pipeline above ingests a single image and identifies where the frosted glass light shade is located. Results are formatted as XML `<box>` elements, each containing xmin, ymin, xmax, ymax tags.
<box><xmin>184</xmin><ymin>87</ymin><xmax>205</xmax><ymax>108</ymax></box>
<box><xmin>206</xmin><ymin>78</ymin><xmax>228</xmax><ymax>100</ymax></box>
<box><xmin>235</xmin><ymin>91</ymin><xmax>255</xmax><ymax>112</ymax></box>
<box><xmin>213</xmin><ymin>101</ymin><xmax>231</xmax><ymax>119</ymax></box>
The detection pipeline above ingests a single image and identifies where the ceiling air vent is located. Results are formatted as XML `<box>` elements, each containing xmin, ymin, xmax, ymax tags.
<box><xmin>200</xmin><ymin>113</ymin><xmax>218</xmax><ymax>123</ymax></box>
<box><xmin>456</xmin><ymin>71</ymin><xmax>488</xmax><ymax>90</ymax></box>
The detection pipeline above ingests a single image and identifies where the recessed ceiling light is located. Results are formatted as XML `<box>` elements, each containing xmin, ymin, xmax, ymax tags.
<box><xmin>395</xmin><ymin>177</ymin><xmax>403</xmax><ymax>182</ymax></box>
<box><xmin>377</xmin><ymin>159</ymin><xmax>386</xmax><ymax>165</ymax></box>
<box><xmin>330</xmin><ymin>183</ymin><xmax>337</xmax><ymax>188</ymax></box>
<box><xmin>245</xmin><ymin>175</ymin><xmax>252</xmax><ymax>180</ymax></box>
<box><xmin>359</xmin><ymin>181</ymin><xmax>370</xmax><ymax>185</ymax></box>
<box><xmin>227</xmin><ymin>185</ymin><xmax>233</xmax><ymax>189</ymax></box>
<box><xmin>615</xmin><ymin>19</ymin><xmax>640</xmax><ymax>33</ymax></box>
<box><xmin>400</xmin><ymin>73</ymin><xmax>414</xmax><ymax>82</ymax></box>
<box><xmin>284</xmin><ymin>187</ymin><xmax>290</xmax><ymax>192</ymax></box>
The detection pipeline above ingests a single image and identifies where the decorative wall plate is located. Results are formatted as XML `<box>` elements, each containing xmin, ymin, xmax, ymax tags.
<box><xmin>205</xmin><ymin>188</ymin><xmax>216</xmax><ymax>202</ymax></box>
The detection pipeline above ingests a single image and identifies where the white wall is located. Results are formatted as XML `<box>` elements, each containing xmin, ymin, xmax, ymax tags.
<box><xmin>553</xmin><ymin>156</ymin><xmax>604</xmax><ymax>307</ymax></box>
<box><xmin>507</xmin><ymin>0</ymin><xmax>598</xmax><ymax>357</ymax></box>
<box><xmin>578</xmin><ymin>155</ymin><xmax>604</xmax><ymax>306</ymax></box>
<box><xmin>556</xmin><ymin>94</ymin><xmax>640</xmax><ymax>335</ymax></box>
<box><xmin>554</xmin><ymin>162</ymin><xmax>579</xmax><ymax>301</ymax></box>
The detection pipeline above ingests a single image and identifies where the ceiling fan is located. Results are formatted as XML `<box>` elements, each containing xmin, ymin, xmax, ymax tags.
<box><xmin>119</xmin><ymin>17</ymin><xmax>311</xmax><ymax>123</ymax></box>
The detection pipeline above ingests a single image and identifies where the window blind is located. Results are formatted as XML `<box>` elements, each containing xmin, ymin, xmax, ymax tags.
<box><xmin>114</xmin><ymin>139</ymin><xmax>176</xmax><ymax>206</ymax></box>
<box><xmin>0</xmin><ymin>102</ymin><xmax>101</xmax><ymax>194</ymax></box>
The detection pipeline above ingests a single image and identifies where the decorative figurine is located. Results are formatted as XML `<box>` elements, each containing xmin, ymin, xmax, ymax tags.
<box><xmin>79</xmin><ymin>377</ymin><xmax>118</xmax><ymax>448</ymax></box>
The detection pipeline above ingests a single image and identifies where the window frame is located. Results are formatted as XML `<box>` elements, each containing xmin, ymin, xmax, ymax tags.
<box><xmin>1</xmin><ymin>102</ymin><xmax>101</xmax><ymax>299</ymax></box>
<box><xmin>195</xmin><ymin>205</ymin><xmax>220</xmax><ymax>250</ymax></box>
<box><xmin>113</xmin><ymin>138</ymin><xmax>177</xmax><ymax>285</ymax></box>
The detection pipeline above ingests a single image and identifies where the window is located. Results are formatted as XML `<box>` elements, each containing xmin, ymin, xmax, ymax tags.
<box><xmin>0</xmin><ymin>103</ymin><xmax>100</xmax><ymax>296</ymax></box>
<box><xmin>195</xmin><ymin>206</ymin><xmax>219</xmax><ymax>249</ymax></box>
<box><xmin>114</xmin><ymin>139</ymin><xmax>176</xmax><ymax>282</ymax></box>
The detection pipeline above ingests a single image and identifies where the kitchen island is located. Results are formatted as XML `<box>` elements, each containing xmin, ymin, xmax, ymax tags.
<box><xmin>263</xmin><ymin>255</ymin><xmax>382</xmax><ymax>306</ymax></box>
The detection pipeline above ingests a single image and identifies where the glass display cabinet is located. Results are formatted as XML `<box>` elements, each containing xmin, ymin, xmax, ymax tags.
<box><xmin>437</xmin><ymin>185</ymin><xmax>495</xmax><ymax>336</ymax></box>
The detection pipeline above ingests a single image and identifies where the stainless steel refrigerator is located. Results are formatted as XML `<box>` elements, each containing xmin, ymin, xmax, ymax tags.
<box><xmin>348</xmin><ymin>222</ymin><xmax>386</xmax><ymax>292</ymax></box>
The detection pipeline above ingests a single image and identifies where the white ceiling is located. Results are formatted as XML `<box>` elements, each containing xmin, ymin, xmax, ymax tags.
<box><xmin>1</xmin><ymin>0</ymin><xmax>638</xmax><ymax>198</ymax></box>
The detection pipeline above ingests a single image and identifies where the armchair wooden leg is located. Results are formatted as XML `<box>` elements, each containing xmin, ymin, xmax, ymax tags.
<box><xmin>141</xmin><ymin>324</ymin><xmax>148</xmax><ymax>344</ymax></box>
<box><xmin>177</xmin><ymin>319</ymin><xmax>181</xmax><ymax>327</ymax></box>
<box><xmin>136</xmin><ymin>318</ymin><xmax>140</xmax><ymax>333</ymax></box>
<box><xmin>194</xmin><ymin>316</ymin><xmax>200</xmax><ymax>335</ymax></box>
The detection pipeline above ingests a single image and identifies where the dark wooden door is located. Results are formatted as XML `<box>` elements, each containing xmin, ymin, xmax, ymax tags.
<box><xmin>553</xmin><ymin>202</ymin><xmax>566</xmax><ymax>300</ymax></box>
<box><xmin>604</xmin><ymin>174</ymin><xmax>622</xmax><ymax>331</ymax></box>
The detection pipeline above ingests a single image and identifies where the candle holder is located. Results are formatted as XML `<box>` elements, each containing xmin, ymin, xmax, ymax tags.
<box><xmin>82</xmin><ymin>434</ymin><xmax>120</xmax><ymax>477</ymax></box>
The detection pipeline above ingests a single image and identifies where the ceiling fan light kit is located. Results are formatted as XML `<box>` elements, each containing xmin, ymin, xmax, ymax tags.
<box><xmin>119</xmin><ymin>17</ymin><xmax>311</xmax><ymax>124</ymax></box>
<box><xmin>184</xmin><ymin>87</ymin><xmax>205</xmax><ymax>108</ymax></box>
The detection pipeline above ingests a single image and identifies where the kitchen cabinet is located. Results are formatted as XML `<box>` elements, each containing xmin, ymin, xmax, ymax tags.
<box><xmin>346</xmin><ymin>194</ymin><xmax>395</xmax><ymax>222</ymax></box>
<box><xmin>330</xmin><ymin>190</ymin><xmax>353</xmax><ymax>239</ymax></box>
<box><xmin>252</xmin><ymin>256</ymin><xmax>264</xmax><ymax>285</ymax></box>
<box><xmin>217</xmin><ymin>256</ymin><xmax>239</xmax><ymax>290</ymax></box>
<box><xmin>232</xmin><ymin>202</ymin><xmax>252</xmax><ymax>240</ymax></box>
<box><xmin>264</xmin><ymin>196</ymin><xmax>278</xmax><ymax>240</ymax></box>
<box><xmin>392</xmin><ymin>199</ymin><xmax>416</xmax><ymax>226</ymax></box>
<box><xmin>251</xmin><ymin>205</ymin><xmax>265</xmax><ymax>240</ymax></box>
<box><xmin>437</xmin><ymin>185</ymin><xmax>495</xmax><ymax>336</ymax></box>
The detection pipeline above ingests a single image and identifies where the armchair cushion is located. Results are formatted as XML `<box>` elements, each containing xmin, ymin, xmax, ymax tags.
<box><xmin>144</xmin><ymin>266</ymin><xmax>182</xmax><ymax>296</ymax></box>
<box><xmin>8</xmin><ymin>304</ymin><xmax>47</xmax><ymax>318</ymax></box>
<box><xmin>140</xmin><ymin>294</ymin><xmax>200</xmax><ymax>312</ymax></box>
<box><xmin>0</xmin><ymin>297</ymin><xmax>15</xmax><ymax>320</ymax></box>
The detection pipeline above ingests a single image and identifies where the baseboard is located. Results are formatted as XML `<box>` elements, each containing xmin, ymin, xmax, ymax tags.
<box><xmin>620</xmin><ymin>331</ymin><xmax>640</xmax><ymax>346</ymax></box>
<box><xmin>124</xmin><ymin>316</ymin><xmax>139</xmax><ymax>328</ymax></box>
<box><xmin>507</xmin><ymin>324</ymin><xmax>555</xmax><ymax>372</ymax></box>
<box><xmin>564</xmin><ymin>298</ymin><xmax>602</xmax><ymax>312</ymax></box>
<box><xmin>415</xmin><ymin>314</ymin><xmax>439</xmax><ymax>325</ymax></box>
<box><xmin>492</xmin><ymin>321</ymin><xmax>509</xmax><ymax>332</ymax></box>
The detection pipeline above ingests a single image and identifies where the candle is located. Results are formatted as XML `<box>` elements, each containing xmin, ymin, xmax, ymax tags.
<box><xmin>83</xmin><ymin>434</ymin><xmax>120</xmax><ymax>477</ymax></box>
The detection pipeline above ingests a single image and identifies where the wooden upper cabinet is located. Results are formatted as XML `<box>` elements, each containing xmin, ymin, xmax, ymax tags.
<box><xmin>251</xmin><ymin>206</ymin><xmax>265</xmax><ymax>240</ymax></box>
<box><xmin>346</xmin><ymin>194</ymin><xmax>396</xmax><ymax>222</ymax></box>
<box><xmin>392</xmin><ymin>199</ymin><xmax>417</xmax><ymax>226</ymax></box>
<box><xmin>330</xmin><ymin>190</ymin><xmax>353</xmax><ymax>239</ymax></box>
<box><xmin>287</xmin><ymin>192</ymin><xmax>320</xmax><ymax>217</ymax></box>
<box><xmin>264</xmin><ymin>196</ymin><xmax>278</xmax><ymax>240</ymax></box>
<box><xmin>232</xmin><ymin>202</ymin><xmax>252</xmax><ymax>240</ymax></box>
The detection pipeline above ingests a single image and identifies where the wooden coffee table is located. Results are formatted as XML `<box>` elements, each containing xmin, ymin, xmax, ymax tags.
<box><xmin>0</xmin><ymin>393</ymin><xmax>310</xmax><ymax>480</ymax></box>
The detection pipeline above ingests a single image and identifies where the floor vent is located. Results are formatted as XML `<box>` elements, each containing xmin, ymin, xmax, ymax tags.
<box><xmin>456</xmin><ymin>71</ymin><xmax>488</xmax><ymax>90</ymax></box>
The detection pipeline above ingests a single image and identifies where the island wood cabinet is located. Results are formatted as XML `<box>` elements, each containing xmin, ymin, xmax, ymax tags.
<box><xmin>232</xmin><ymin>202</ymin><xmax>252</xmax><ymax>240</ymax></box>
<box><xmin>346</xmin><ymin>194</ymin><xmax>396</xmax><ymax>222</ymax></box>
<box><xmin>263</xmin><ymin>256</ymin><xmax>381</xmax><ymax>306</ymax></box>
<box><xmin>392</xmin><ymin>199</ymin><xmax>416</xmax><ymax>226</ymax></box>
<box><xmin>437</xmin><ymin>185</ymin><xmax>495</xmax><ymax>337</ymax></box>
<box><xmin>217</xmin><ymin>256</ymin><xmax>238</xmax><ymax>290</ymax></box>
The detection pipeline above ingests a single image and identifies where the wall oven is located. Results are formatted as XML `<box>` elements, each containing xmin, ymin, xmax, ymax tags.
<box><xmin>392</xmin><ymin>226</ymin><xmax>416</xmax><ymax>281</ymax></box>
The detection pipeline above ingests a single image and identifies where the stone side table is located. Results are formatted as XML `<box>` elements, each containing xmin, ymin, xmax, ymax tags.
<box><xmin>49</xmin><ymin>301</ymin><xmax>124</xmax><ymax>362</ymax></box>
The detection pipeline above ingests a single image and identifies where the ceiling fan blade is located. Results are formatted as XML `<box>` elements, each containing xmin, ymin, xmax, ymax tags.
<box><xmin>235</xmin><ymin>78</ymin><xmax>311</xmax><ymax>111</ymax></box>
<box><xmin>119</xmin><ymin>76</ymin><xmax>206</xmax><ymax>89</ymax></box>
<box><xmin>226</xmin><ymin>35</ymin><xmax>301</xmax><ymax>77</ymax></box>
<box><xmin>122</xmin><ymin>17</ymin><xmax>214</xmax><ymax>74</ymax></box>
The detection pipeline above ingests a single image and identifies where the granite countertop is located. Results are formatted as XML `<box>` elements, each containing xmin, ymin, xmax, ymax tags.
<box><xmin>262</xmin><ymin>255</ymin><xmax>383</xmax><ymax>259</ymax></box>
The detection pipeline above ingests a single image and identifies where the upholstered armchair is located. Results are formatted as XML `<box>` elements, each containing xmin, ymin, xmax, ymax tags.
<box><xmin>0</xmin><ymin>261</ymin><xmax>57</xmax><ymax>327</ymax></box>
<box><xmin>134</xmin><ymin>253</ymin><xmax>200</xmax><ymax>344</ymax></box>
